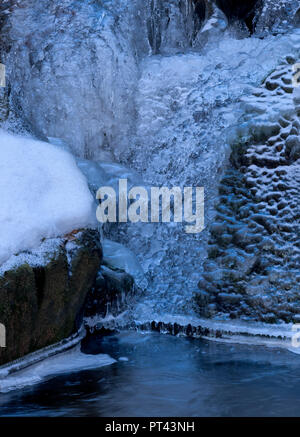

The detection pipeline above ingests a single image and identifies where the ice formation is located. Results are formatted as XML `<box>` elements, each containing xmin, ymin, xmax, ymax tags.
<box><xmin>0</xmin><ymin>0</ymin><xmax>299</xmax><ymax>331</ymax></box>
<box><xmin>116</xmin><ymin>32</ymin><xmax>300</xmax><ymax>320</ymax></box>
<box><xmin>195</xmin><ymin>57</ymin><xmax>300</xmax><ymax>323</ymax></box>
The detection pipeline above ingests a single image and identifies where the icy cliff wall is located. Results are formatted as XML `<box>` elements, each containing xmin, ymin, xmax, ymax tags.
<box><xmin>195</xmin><ymin>58</ymin><xmax>300</xmax><ymax>324</ymax></box>
<box><xmin>0</xmin><ymin>0</ymin><xmax>142</xmax><ymax>159</ymax></box>
<box><xmin>1</xmin><ymin>0</ymin><xmax>299</xmax><ymax>161</ymax></box>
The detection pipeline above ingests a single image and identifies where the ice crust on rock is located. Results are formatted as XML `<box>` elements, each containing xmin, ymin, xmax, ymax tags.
<box><xmin>195</xmin><ymin>56</ymin><xmax>300</xmax><ymax>323</ymax></box>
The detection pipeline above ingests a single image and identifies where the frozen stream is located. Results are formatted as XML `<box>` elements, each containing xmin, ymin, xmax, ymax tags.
<box><xmin>2</xmin><ymin>332</ymin><xmax>300</xmax><ymax>416</ymax></box>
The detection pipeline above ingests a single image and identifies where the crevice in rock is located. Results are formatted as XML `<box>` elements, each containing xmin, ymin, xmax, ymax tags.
<box><xmin>33</xmin><ymin>266</ymin><xmax>46</xmax><ymax>309</ymax></box>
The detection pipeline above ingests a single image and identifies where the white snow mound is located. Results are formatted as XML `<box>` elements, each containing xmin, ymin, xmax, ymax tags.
<box><xmin>0</xmin><ymin>129</ymin><xmax>96</xmax><ymax>266</ymax></box>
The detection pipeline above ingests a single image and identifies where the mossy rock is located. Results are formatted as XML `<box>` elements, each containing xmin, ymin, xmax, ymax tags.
<box><xmin>0</xmin><ymin>229</ymin><xmax>102</xmax><ymax>366</ymax></box>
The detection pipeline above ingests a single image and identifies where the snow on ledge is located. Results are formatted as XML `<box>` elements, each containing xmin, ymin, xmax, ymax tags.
<box><xmin>0</xmin><ymin>130</ymin><xmax>96</xmax><ymax>267</ymax></box>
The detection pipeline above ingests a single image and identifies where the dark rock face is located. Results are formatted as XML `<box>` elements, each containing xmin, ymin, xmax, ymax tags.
<box><xmin>0</xmin><ymin>88</ymin><xmax>9</xmax><ymax>123</ymax></box>
<box><xmin>147</xmin><ymin>0</ymin><xmax>162</xmax><ymax>54</ymax></box>
<box><xmin>295</xmin><ymin>8</ymin><xmax>300</xmax><ymax>26</ymax></box>
<box><xmin>84</xmin><ymin>265</ymin><xmax>135</xmax><ymax>319</ymax></box>
<box><xmin>215</xmin><ymin>0</ymin><xmax>259</xmax><ymax>20</ymax></box>
<box><xmin>0</xmin><ymin>229</ymin><xmax>102</xmax><ymax>366</ymax></box>
<box><xmin>194</xmin><ymin>61</ymin><xmax>300</xmax><ymax>324</ymax></box>
<box><xmin>215</xmin><ymin>0</ymin><xmax>260</xmax><ymax>33</ymax></box>
<box><xmin>192</xmin><ymin>0</ymin><xmax>262</xmax><ymax>35</ymax></box>
<box><xmin>194</xmin><ymin>0</ymin><xmax>206</xmax><ymax>23</ymax></box>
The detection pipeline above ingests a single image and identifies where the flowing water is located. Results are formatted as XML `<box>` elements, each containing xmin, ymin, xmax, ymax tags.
<box><xmin>2</xmin><ymin>332</ymin><xmax>300</xmax><ymax>417</ymax></box>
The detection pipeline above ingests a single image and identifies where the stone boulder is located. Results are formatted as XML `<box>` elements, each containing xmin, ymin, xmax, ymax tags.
<box><xmin>0</xmin><ymin>229</ymin><xmax>102</xmax><ymax>366</ymax></box>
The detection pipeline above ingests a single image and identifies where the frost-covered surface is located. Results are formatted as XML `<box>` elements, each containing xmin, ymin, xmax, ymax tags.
<box><xmin>0</xmin><ymin>130</ymin><xmax>96</xmax><ymax>267</ymax></box>
<box><xmin>3</xmin><ymin>230</ymin><xmax>89</xmax><ymax>278</ymax></box>
<box><xmin>0</xmin><ymin>237</ymin><xmax>63</xmax><ymax>276</ymax></box>
<box><xmin>256</xmin><ymin>0</ymin><xmax>299</xmax><ymax>35</ymax></box>
<box><xmin>194</xmin><ymin>56</ymin><xmax>300</xmax><ymax>323</ymax></box>
<box><xmin>1</xmin><ymin>0</ymin><xmax>141</xmax><ymax>159</ymax></box>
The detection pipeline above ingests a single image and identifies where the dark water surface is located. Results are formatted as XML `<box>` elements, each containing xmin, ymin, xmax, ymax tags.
<box><xmin>1</xmin><ymin>331</ymin><xmax>300</xmax><ymax>417</ymax></box>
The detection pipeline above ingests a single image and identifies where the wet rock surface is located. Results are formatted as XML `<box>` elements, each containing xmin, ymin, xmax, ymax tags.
<box><xmin>215</xmin><ymin>0</ymin><xmax>261</xmax><ymax>33</ymax></box>
<box><xmin>84</xmin><ymin>265</ymin><xmax>135</xmax><ymax>320</ymax></box>
<box><xmin>0</xmin><ymin>87</ymin><xmax>9</xmax><ymax>123</ymax></box>
<box><xmin>0</xmin><ymin>229</ymin><xmax>102</xmax><ymax>366</ymax></box>
<box><xmin>195</xmin><ymin>60</ymin><xmax>300</xmax><ymax>323</ymax></box>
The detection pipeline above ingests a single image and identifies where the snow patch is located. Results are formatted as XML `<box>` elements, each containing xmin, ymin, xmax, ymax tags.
<box><xmin>0</xmin><ymin>345</ymin><xmax>115</xmax><ymax>393</ymax></box>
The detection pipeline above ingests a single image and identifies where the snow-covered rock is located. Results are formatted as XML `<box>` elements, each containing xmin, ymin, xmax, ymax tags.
<box><xmin>0</xmin><ymin>130</ymin><xmax>96</xmax><ymax>267</ymax></box>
